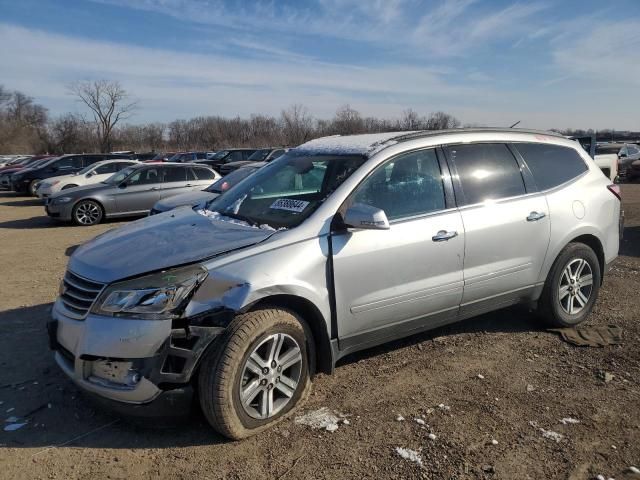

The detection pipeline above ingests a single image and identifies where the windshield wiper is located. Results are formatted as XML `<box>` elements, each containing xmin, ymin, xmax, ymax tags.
<box><xmin>219</xmin><ymin>211</ymin><xmax>259</xmax><ymax>227</ymax></box>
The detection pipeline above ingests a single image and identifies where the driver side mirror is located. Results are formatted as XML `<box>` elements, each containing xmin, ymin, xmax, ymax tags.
<box><xmin>619</xmin><ymin>152</ymin><xmax>627</xmax><ymax>158</ymax></box>
<box><xmin>118</xmin><ymin>182</ymin><xmax>127</xmax><ymax>189</ymax></box>
<box><xmin>86</xmin><ymin>171</ymin><xmax>95</xmax><ymax>177</ymax></box>
<box><xmin>343</xmin><ymin>203</ymin><xmax>390</xmax><ymax>230</ymax></box>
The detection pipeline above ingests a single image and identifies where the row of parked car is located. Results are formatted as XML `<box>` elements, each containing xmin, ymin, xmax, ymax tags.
<box><xmin>0</xmin><ymin>147</ymin><xmax>288</xmax><ymax>226</ymax></box>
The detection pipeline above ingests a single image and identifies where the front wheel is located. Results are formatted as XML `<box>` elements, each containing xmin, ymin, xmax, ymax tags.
<box><xmin>29</xmin><ymin>180</ymin><xmax>40</xmax><ymax>196</ymax></box>
<box><xmin>198</xmin><ymin>307</ymin><xmax>313</xmax><ymax>439</ymax></box>
<box><xmin>538</xmin><ymin>242</ymin><xmax>601</xmax><ymax>327</ymax></box>
<box><xmin>72</xmin><ymin>200</ymin><xmax>103</xmax><ymax>226</ymax></box>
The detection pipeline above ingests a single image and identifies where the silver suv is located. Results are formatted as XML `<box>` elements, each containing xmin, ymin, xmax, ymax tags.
<box><xmin>48</xmin><ymin>129</ymin><xmax>621</xmax><ymax>439</ymax></box>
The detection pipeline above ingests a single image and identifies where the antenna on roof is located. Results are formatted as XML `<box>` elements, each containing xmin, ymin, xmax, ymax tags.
<box><xmin>509</xmin><ymin>120</ymin><xmax>521</xmax><ymax>128</ymax></box>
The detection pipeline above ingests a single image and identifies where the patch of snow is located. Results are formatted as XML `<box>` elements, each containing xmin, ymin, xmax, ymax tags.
<box><xmin>477</xmin><ymin>374</ymin><xmax>485</xmax><ymax>380</ymax></box>
<box><xmin>560</xmin><ymin>417</ymin><xmax>580</xmax><ymax>425</ymax></box>
<box><xmin>428</xmin><ymin>433</ymin><xmax>437</xmax><ymax>440</ymax></box>
<box><xmin>628</xmin><ymin>466</ymin><xmax>640</xmax><ymax>474</ymax></box>
<box><xmin>197</xmin><ymin>209</ymin><xmax>283</xmax><ymax>231</ymax></box>
<box><xmin>4</xmin><ymin>422</ymin><xmax>27</xmax><ymax>431</ymax></box>
<box><xmin>395</xmin><ymin>447</ymin><xmax>423</xmax><ymax>467</ymax></box>
<box><xmin>540</xmin><ymin>428</ymin><xmax>564</xmax><ymax>442</ymax></box>
<box><xmin>491</xmin><ymin>439</ymin><xmax>498</xmax><ymax>445</ymax></box>
<box><xmin>437</xmin><ymin>404</ymin><xmax>451</xmax><ymax>411</ymax></box>
<box><xmin>342</xmin><ymin>419</ymin><xmax>350</xmax><ymax>425</ymax></box>
<box><xmin>295</xmin><ymin>132</ymin><xmax>421</xmax><ymax>157</ymax></box>
<box><xmin>6</xmin><ymin>408</ymin><xmax>14</xmax><ymax>413</ymax></box>
<box><xmin>295</xmin><ymin>407</ymin><xmax>346</xmax><ymax>432</ymax></box>
<box><xmin>396</xmin><ymin>415</ymin><xmax>405</xmax><ymax>421</ymax></box>
<box><xmin>414</xmin><ymin>418</ymin><xmax>425</xmax><ymax>425</ymax></box>
<box><xmin>5</xmin><ymin>416</ymin><xmax>19</xmax><ymax>423</ymax></box>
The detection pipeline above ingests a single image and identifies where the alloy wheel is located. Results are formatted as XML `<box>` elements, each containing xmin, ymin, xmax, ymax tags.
<box><xmin>558</xmin><ymin>258</ymin><xmax>593</xmax><ymax>315</ymax></box>
<box><xmin>239</xmin><ymin>333</ymin><xmax>303</xmax><ymax>420</ymax></box>
<box><xmin>75</xmin><ymin>202</ymin><xmax>101</xmax><ymax>225</ymax></box>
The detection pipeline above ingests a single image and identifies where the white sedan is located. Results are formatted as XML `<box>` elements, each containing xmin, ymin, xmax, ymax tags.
<box><xmin>36</xmin><ymin>159</ymin><xmax>138</xmax><ymax>199</ymax></box>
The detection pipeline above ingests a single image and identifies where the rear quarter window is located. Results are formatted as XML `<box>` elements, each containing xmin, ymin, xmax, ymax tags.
<box><xmin>515</xmin><ymin>143</ymin><xmax>587</xmax><ymax>191</ymax></box>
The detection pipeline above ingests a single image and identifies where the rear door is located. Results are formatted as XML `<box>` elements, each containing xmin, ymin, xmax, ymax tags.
<box><xmin>158</xmin><ymin>166</ymin><xmax>190</xmax><ymax>198</ymax></box>
<box><xmin>443</xmin><ymin>143</ymin><xmax>550</xmax><ymax>316</ymax></box>
<box><xmin>190</xmin><ymin>166</ymin><xmax>218</xmax><ymax>189</ymax></box>
<box><xmin>332</xmin><ymin>148</ymin><xmax>464</xmax><ymax>348</ymax></box>
<box><xmin>113</xmin><ymin>167</ymin><xmax>162</xmax><ymax>214</ymax></box>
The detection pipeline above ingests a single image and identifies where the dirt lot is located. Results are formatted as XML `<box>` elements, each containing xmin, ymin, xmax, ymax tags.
<box><xmin>0</xmin><ymin>187</ymin><xmax>639</xmax><ymax>480</ymax></box>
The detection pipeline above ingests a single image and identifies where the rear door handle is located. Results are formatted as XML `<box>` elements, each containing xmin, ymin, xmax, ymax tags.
<box><xmin>432</xmin><ymin>230</ymin><xmax>458</xmax><ymax>242</ymax></box>
<box><xmin>526</xmin><ymin>211</ymin><xmax>546</xmax><ymax>222</ymax></box>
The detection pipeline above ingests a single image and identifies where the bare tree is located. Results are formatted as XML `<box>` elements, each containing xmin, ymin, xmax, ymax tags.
<box><xmin>425</xmin><ymin>111</ymin><xmax>460</xmax><ymax>130</ymax></box>
<box><xmin>69</xmin><ymin>80</ymin><xmax>137</xmax><ymax>152</ymax></box>
<box><xmin>281</xmin><ymin>104</ymin><xmax>314</xmax><ymax>145</ymax></box>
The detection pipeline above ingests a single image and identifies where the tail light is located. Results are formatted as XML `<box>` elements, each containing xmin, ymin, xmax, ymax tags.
<box><xmin>607</xmin><ymin>184</ymin><xmax>621</xmax><ymax>201</ymax></box>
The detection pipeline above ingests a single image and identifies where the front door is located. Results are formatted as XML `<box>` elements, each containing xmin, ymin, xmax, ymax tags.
<box><xmin>443</xmin><ymin>143</ymin><xmax>551</xmax><ymax>314</ymax></box>
<box><xmin>331</xmin><ymin>148</ymin><xmax>464</xmax><ymax>350</ymax></box>
<box><xmin>113</xmin><ymin>166</ymin><xmax>162</xmax><ymax>214</ymax></box>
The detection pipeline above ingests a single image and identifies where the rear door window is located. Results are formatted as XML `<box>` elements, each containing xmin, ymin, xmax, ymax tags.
<box><xmin>94</xmin><ymin>163</ymin><xmax>119</xmax><ymax>175</ymax></box>
<box><xmin>514</xmin><ymin>143</ymin><xmax>587</xmax><ymax>191</ymax></box>
<box><xmin>445</xmin><ymin>143</ymin><xmax>525</xmax><ymax>205</ymax></box>
<box><xmin>55</xmin><ymin>156</ymin><xmax>84</xmax><ymax>170</ymax></box>
<box><xmin>162</xmin><ymin>166</ymin><xmax>187</xmax><ymax>182</ymax></box>
<box><xmin>192</xmin><ymin>167</ymin><xmax>216</xmax><ymax>180</ymax></box>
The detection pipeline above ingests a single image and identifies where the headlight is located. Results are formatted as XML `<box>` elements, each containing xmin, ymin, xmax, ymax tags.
<box><xmin>52</xmin><ymin>196</ymin><xmax>73</xmax><ymax>204</ymax></box>
<box><xmin>91</xmin><ymin>264</ymin><xmax>208</xmax><ymax>320</ymax></box>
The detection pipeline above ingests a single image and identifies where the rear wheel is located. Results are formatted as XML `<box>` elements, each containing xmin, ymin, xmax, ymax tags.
<box><xmin>72</xmin><ymin>200</ymin><xmax>103</xmax><ymax>226</ymax></box>
<box><xmin>198</xmin><ymin>307</ymin><xmax>313</xmax><ymax>439</ymax></box>
<box><xmin>538</xmin><ymin>242</ymin><xmax>601</xmax><ymax>327</ymax></box>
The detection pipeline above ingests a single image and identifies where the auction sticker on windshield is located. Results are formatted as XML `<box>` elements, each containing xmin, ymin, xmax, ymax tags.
<box><xmin>270</xmin><ymin>198</ymin><xmax>310</xmax><ymax>213</ymax></box>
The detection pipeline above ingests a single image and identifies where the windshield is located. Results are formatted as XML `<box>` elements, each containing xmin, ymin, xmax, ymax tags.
<box><xmin>211</xmin><ymin>150</ymin><xmax>229</xmax><ymax>160</ymax></box>
<box><xmin>201</xmin><ymin>154</ymin><xmax>366</xmax><ymax>229</ymax></box>
<box><xmin>247</xmin><ymin>149</ymin><xmax>271</xmax><ymax>161</ymax></box>
<box><xmin>103</xmin><ymin>166</ymin><xmax>137</xmax><ymax>184</ymax></box>
<box><xmin>205</xmin><ymin>166</ymin><xmax>258</xmax><ymax>193</ymax></box>
<box><xmin>77</xmin><ymin>163</ymin><xmax>99</xmax><ymax>175</ymax></box>
<box><xmin>168</xmin><ymin>153</ymin><xmax>185</xmax><ymax>162</ymax></box>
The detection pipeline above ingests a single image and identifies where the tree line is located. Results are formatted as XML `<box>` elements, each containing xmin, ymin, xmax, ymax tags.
<box><xmin>1</xmin><ymin>80</ymin><xmax>635</xmax><ymax>155</ymax></box>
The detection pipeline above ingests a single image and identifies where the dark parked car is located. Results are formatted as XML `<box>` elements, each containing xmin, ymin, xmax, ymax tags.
<box><xmin>219</xmin><ymin>148</ymin><xmax>288</xmax><ymax>175</ymax></box>
<box><xmin>0</xmin><ymin>157</ymin><xmax>58</xmax><ymax>189</ymax></box>
<box><xmin>10</xmin><ymin>153</ymin><xmax>133</xmax><ymax>195</ymax></box>
<box><xmin>150</xmin><ymin>162</ymin><xmax>264</xmax><ymax>215</ymax></box>
<box><xmin>0</xmin><ymin>154</ymin><xmax>53</xmax><ymax>174</ymax></box>
<box><xmin>627</xmin><ymin>159</ymin><xmax>640</xmax><ymax>182</ymax></box>
<box><xmin>133</xmin><ymin>152</ymin><xmax>159</xmax><ymax>162</ymax></box>
<box><xmin>45</xmin><ymin>163</ymin><xmax>218</xmax><ymax>225</ymax></box>
<box><xmin>197</xmin><ymin>149</ymin><xmax>257</xmax><ymax>172</ymax></box>
<box><xmin>168</xmin><ymin>152</ymin><xmax>215</xmax><ymax>163</ymax></box>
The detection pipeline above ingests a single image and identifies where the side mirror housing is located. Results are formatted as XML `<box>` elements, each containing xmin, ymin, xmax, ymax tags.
<box><xmin>343</xmin><ymin>203</ymin><xmax>390</xmax><ymax>230</ymax></box>
<box><xmin>118</xmin><ymin>182</ymin><xmax>127</xmax><ymax>189</ymax></box>
<box><xmin>86</xmin><ymin>171</ymin><xmax>94</xmax><ymax>178</ymax></box>
<box><xmin>619</xmin><ymin>152</ymin><xmax>627</xmax><ymax>158</ymax></box>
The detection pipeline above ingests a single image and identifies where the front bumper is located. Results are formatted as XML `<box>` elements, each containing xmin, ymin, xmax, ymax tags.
<box><xmin>45</xmin><ymin>199</ymin><xmax>74</xmax><ymax>221</ymax></box>
<box><xmin>48</xmin><ymin>299</ymin><xmax>223</xmax><ymax>408</ymax></box>
<box><xmin>11</xmin><ymin>178</ymin><xmax>30</xmax><ymax>193</ymax></box>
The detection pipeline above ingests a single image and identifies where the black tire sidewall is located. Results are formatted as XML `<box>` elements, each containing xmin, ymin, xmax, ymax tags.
<box><xmin>29</xmin><ymin>180</ymin><xmax>39</xmax><ymax>196</ymax></box>
<box><xmin>231</xmin><ymin>321</ymin><xmax>309</xmax><ymax>429</ymax></box>
<box><xmin>72</xmin><ymin>200</ymin><xmax>103</xmax><ymax>226</ymax></box>
<box><xmin>545</xmin><ymin>244</ymin><xmax>601</xmax><ymax>326</ymax></box>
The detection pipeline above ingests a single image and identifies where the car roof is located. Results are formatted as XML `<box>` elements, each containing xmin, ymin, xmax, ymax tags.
<box><xmin>294</xmin><ymin>128</ymin><xmax>565</xmax><ymax>157</ymax></box>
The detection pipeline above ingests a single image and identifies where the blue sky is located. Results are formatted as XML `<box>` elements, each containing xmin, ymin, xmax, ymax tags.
<box><xmin>1</xmin><ymin>0</ymin><xmax>639</xmax><ymax>130</ymax></box>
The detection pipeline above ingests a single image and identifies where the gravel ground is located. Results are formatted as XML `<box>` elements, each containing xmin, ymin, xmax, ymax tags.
<box><xmin>0</xmin><ymin>187</ymin><xmax>639</xmax><ymax>480</ymax></box>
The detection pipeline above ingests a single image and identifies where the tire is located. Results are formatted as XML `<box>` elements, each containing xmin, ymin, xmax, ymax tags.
<box><xmin>28</xmin><ymin>180</ymin><xmax>40</xmax><ymax>196</ymax></box>
<box><xmin>538</xmin><ymin>242</ymin><xmax>601</xmax><ymax>327</ymax></box>
<box><xmin>71</xmin><ymin>200</ymin><xmax>103</xmax><ymax>226</ymax></box>
<box><xmin>198</xmin><ymin>307</ymin><xmax>313</xmax><ymax>439</ymax></box>
<box><xmin>61</xmin><ymin>184</ymin><xmax>78</xmax><ymax>190</ymax></box>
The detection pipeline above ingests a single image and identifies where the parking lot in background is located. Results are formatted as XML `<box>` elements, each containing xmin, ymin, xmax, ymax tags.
<box><xmin>0</xmin><ymin>186</ymin><xmax>639</xmax><ymax>479</ymax></box>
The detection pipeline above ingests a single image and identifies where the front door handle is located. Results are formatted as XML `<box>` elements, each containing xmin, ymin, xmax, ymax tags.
<box><xmin>150</xmin><ymin>187</ymin><xmax>159</xmax><ymax>191</ymax></box>
<box><xmin>526</xmin><ymin>211</ymin><xmax>546</xmax><ymax>222</ymax></box>
<box><xmin>432</xmin><ymin>230</ymin><xmax>458</xmax><ymax>242</ymax></box>
<box><xmin>185</xmin><ymin>184</ymin><xmax>194</xmax><ymax>187</ymax></box>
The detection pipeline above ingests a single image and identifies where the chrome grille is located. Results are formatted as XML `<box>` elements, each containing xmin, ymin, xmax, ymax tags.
<box><xmin>60</xmin><ymin>270</ymin><xmax>105</xmax><ymax>319</ymax></box>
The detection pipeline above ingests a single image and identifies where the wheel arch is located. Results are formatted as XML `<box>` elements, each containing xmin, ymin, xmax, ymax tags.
<box><xmin>568</xmin><ymin>234</ymin><xmax>605</xmax><ymax>284</ymax></box>
<box><xmin>251</xmin><ymin>294</ymin><xmax>334</xmax><ymax>375</ymax></box>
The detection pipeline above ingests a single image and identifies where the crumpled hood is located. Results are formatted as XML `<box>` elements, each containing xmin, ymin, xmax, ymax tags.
<box><xmin>69</xmin><ymin>207</ymin><xmax>275</xmax><ymax>283</ymax></box>
<box><xmin>153</xmin><ymin>190</ymin><xmax>218</xmax><ymax>212</ymax></box>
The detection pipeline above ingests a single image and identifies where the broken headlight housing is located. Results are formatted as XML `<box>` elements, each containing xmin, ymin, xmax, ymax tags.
<box><xmin>92</xmin><ymin>264</ymin><xmax>208</xmax><ymax>320</ymax></box>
